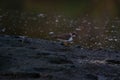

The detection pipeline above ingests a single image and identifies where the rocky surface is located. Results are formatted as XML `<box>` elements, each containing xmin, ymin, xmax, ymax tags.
<box><xmin>0</xmin><ymin>34</ymin><xmax>120</xmax><ymax>80</ymax></box>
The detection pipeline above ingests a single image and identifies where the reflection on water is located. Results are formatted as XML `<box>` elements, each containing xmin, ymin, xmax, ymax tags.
<box><xmin>0</xmin><ymin>9</ymin><xmax>120</xmax><ymax>50</ymax></box>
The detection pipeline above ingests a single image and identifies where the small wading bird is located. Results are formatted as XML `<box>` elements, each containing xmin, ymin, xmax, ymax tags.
<box><xmin>49</xmin><ymin>32</ymin><xmax>77</xmax><ymax>46</ymax></box>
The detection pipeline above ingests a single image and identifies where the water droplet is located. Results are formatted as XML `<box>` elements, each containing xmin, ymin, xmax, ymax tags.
<box><xmin>108</xmin><ymin>38</ymin><xmax>113</xmax><ymax>41</ymax></box>
<box><xmin>112</xmin><ymin>25</ymin><xmax>115</xmax><ymax>28</ymax></box>
<box><xmin>75</xmin><ymin>28</ymin><xmax>81</xmax><ymax>31</ymax></box>
<box><xmin>98</xmin><ymin>42</ymin><xmax>102</xmax><ymax>46</ymax></box>
<box><xmin>94</xmin><ymin>27</ymin><xmax>99</xmax><ymax>29</ymax></box>
<box><xmin>55</xmin><ymin>19</ymin><xmax>59</xmax><ymax>22</ymax></box>
<box><xmin>114</xmin><ymin>39</ymin><xmax>118</xmax><ymax>42</ymax></box>
<box><xmin>82</xmin><ymin>20</ymin><xmax>87</xmax><ymax>23</ymax></box>
<box><xmin>38</xmin><ymin>13</ymin><xmax>45</xmax><ymax>17</ymax></box>
<box><xmin>88</xmin><ymin>22</ymin><xmax>91</xmax><ymax>25</ymax></box>
<box><xmin>49</xmin><ymin>32</ymin><xmax>54</xmax><ymax>35</ymax></box>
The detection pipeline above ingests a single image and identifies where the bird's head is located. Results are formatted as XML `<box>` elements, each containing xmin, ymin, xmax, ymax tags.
<box><xmin>71</xmin><ymin>32</ymin><xmax>77</xmax><ymax>37</ymax></box>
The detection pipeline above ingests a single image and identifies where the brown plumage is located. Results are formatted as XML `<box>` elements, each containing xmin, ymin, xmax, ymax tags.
<box><xmin>49</xmin><ymin>32</ymin><xmax>77</xmax><ymax>46</ymax></box>
<box><xmin>53</xmin><ymin>33</ymin><xmax>72</xmax><ymax>40</ymax></box>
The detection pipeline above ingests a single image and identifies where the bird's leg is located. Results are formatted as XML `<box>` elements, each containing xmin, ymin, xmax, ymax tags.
<box><xmin>60</xmin><ymin>42</ymin><xmax>68</xmax><ymax>46</ymax></box>
<box><xmin>60</xmin><ymin>42</ymin><xmax>73</xmax><ymax>47</ymax></box>
<box><xmin>63</xmin><ymin>42</ymin><xmax>69</xmax><ymax>46</ymax></box>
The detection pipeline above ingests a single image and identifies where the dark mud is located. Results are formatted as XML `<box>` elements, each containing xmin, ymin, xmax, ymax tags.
<box><xmin>0</xmin><ymin>35</ymin><xmax>120</xmax><ymax>80</ymax></box>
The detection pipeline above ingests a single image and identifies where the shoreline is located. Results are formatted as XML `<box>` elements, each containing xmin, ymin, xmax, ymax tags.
<box><xmin>0</xmin><ymin>34</ymin><xmax>120</xmax><ymax>80</ymax></box>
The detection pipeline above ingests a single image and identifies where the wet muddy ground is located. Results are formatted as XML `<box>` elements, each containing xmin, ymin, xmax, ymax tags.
<box><xmin>0</xmin><ymin>35</ymin><xmax>120</xmax><ymax>80</ymax></box>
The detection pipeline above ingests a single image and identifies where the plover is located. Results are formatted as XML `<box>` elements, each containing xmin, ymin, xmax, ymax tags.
<box><xmin>49</xmin><ymin>32</ymin><xmax>77</xmax><ymax>46</ymax></box>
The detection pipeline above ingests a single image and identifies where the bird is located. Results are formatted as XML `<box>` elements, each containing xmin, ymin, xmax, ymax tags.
<box><xmin>49</xmin><ymin>32</ymin><xmax>77</xmax><ymax>46</ymax></box>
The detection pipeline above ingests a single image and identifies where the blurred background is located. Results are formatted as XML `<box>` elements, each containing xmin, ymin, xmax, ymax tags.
<box><xmin>0</xmin><ymin>0</ymin><xmax>120</xmax><ymax>50</ymax></box>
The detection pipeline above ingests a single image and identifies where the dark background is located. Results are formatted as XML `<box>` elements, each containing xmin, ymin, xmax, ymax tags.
<box><xmin>0</xmin><ymin>0</ymin><xmax>120</xmax><ymax>50</ymax></box>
